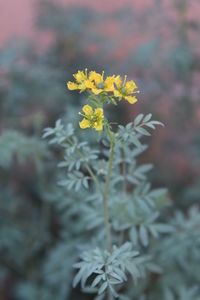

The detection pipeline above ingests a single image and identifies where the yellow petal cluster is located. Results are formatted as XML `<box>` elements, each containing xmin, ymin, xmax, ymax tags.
<box><xmin>67</xmin><ymin>69</ymin><xmax>94</xmax><ymax>92</ymax></box>
<box><xmin>79</xmin><ymin>105</ymin><xmax>104</xmax><ymax>131</ymax></box>
<box><xmin>114</xmin><ymin>75</ymin><xmax>138</xmax><ymax>104</ymax></box>
<box><xmin>67</xmin><ymin>69</ymin><xmax>138</xmax><ymax>105</ymax></box>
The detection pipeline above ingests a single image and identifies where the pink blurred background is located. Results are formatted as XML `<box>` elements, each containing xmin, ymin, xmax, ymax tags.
<box><xmin>1</xmin><ymin>0</ymin><xmax>200</xmax><ymax>49</ymax></box>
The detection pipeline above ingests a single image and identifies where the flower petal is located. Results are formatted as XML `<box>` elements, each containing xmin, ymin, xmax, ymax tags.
<box><xmin>85</xmin><ymin>80</ymin><xmax>95</xmax><ymax>89</ymax></box>
<box><xmin>73</xmin><ymin>70</ymin><xmax>87</xmax><ymax>83</ymax></box>
<box><xmin>67</xmin><ymin>81</ymin><xmax>79</xmax><ymax>90</ymax></box>
<box><xmin>104</xmin><ymin>76</ymin><xmax>115</xmax><ymax>91</ymax></box>
<box><xmin>94</xmin><ymin>120</ymin><xmax>103</xmax><ymax>131</ymax></box>
<box><xmin>95</xmin><ymin>108</ymin><xmax>104</xmax><ymax>119</ymax></box>
<box><xmin>125</xmin><ymin>95</ymin><xmax>137</xmax><ymax>104</ymax></box>
<box><xmin>114</xmin><ymin>75</ymin><xmax>122</xmax><ymax>89</ymax></box>
<box><xmin>82</xmin><ymin>105</ymin><xmax>93</xmax><ymax>116</ymax></box>
<box><xmin>125</xmin><ymin>80</ymin><xmax>137</xmax><ymax>93</ymax></box>
<box><xmin>114</xmin><ymin>90</ymin><xmax>122</xmax><ymax>98</ymax></box>
<box><xmin>79</xmin><ymin>118</ymin><xmax>91</xmax><ymax>129</ymax></box>
<box><xmin>92</xmin><ymin>88</ymin><xmax>103</xmax><ymax>95</ymax></box>
<box><xmin>89</xmin><ymin>71</ymin><xmax>103</xmax><ymax>85</ymax></box>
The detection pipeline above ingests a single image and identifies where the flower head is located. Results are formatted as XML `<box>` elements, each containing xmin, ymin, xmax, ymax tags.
<box><xmin>79</xmin><ymin>105</ymin><xmax>104</xmax><ymax>131</ymax></box>
<box><xmin>114</xmin><ymin>75</ymin><xmax>138</xmax><ymax>104</ymax></box>
<box><xmin>67</xmin><ymin>69</ymin><xmax>94</xmax><ymax>92</ymax></box>
<box><xmin>89</xmin><ymin>71</ymin><xmax>115</xmax><ymax>95</ymax></box>
<box><xmin>67</xmin><ymin>69</ymin><xmax>139</xmax><ymax>109</ymax></box>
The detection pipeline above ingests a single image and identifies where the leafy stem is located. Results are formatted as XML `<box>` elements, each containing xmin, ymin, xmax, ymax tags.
<box><xmin>103</xmin><ymin>126</ymin><xmax>114</xmax><ymax>251</ymax></box>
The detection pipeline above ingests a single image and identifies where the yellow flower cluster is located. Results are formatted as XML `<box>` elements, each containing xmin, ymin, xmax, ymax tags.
<box><xmin>67</xmin><ymin>69</ymin><xmax>139</xmax><ymax>131</ymax></box>
<box><xmin>67</xmin><ymin>69</ymin><xmax>138</xmax><ymax>105</ymax></box>
<box><xmin>79</xmin><ymin>105</ymin><xmax>104</xmax><ymax>131</ymax></box>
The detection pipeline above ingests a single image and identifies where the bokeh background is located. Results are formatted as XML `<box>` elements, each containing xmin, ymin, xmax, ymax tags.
<box><xmin>0</xmin><ymin>0</ymin><xmax>200</xmax><ymax>299</ymax></box>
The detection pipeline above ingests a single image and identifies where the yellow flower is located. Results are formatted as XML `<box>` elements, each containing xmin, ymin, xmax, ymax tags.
<box><xmin>67</xmin><ymin>68</ymin><xmax>95</xmax><ymax>92</ymax></box>
<box><xmin>67</xmin><ymin>69</ymin><xmax>138</xmax><ymax>105</ymax></box>
<box><xmin>89</xmin><ymin>71</ymin><xmax>115</xmax><ymax>95</ymax></box>
<box><xmin>73</xmin><ymin>70</ymin><xmax>88</xmax><ymax>83</ymax></box>
<box><xmin>114</xmin><ymin>75</ymin><xmax>138</xmax><ymax>104</ymax></box>
<box><xmin>89</xmin><ymin>71</ymin><xmax>103</xmax><ymax>85</ymax></box>
<box><xmin>79</xmin><ymin>105</ymin><xmax>104</xmax><ymax>131</ymax></box>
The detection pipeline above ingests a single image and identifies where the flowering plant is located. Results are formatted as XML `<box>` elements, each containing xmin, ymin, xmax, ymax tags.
<box><xmin>43</xmin><ymin>69</ymin><xmax>177</xmax><ymax>300</ymax></box>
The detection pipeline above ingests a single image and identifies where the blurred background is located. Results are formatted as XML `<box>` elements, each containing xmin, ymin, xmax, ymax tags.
<box><xmin>0</xmin><ymin>0</ymin><xmax>200</xmax><ymax>299</ymax></box>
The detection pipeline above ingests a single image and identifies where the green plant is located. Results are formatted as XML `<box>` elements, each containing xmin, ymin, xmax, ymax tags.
<box><xmin>43</xmin><ymin>69</ymin><xmax>177</xmax><ymax>299</ymax></box>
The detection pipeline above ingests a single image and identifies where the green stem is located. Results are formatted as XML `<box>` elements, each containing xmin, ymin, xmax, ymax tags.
<box><xmin>103</xmin><ymin>127</ymin><xmax>114</xmax><ymax>251</ymax></box>
<box><xmin>118</xmin><ymin>150</ymin><xmax>126</xmax><ymax>246</ymax></box>
<box><xmin>122</xmin><ymin>150</ymin><xmax>127</xmax><ymax>193</ymax></box>
<box><xmin>84</xmin><ymin>162</ymin><xmax>103</xmax><ymax>195</ymax></box>
<box><xmin>108</xmin><ymin>289</ymin><xmax>114</xmax><ymax>300</ymax></box>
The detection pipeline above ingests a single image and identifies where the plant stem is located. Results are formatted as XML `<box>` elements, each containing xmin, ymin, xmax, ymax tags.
<box><xmin>108</xmin><ymin>289</ymin><xmax>114</xmax><ymax>300</ymax></box>
<box><xmin>117</xmin><ymin>150</ymin><xmax>127</xmax><ymax>246</ymax></box>
<box><xmin>122</xmin><ymin>150</ymin><xmax>127</xmax><ymax>193</ymax></box>
<box><xmin>84</xmin><ymin>162</ymin><xmax>103</xmax><ymax>195</ymax></box>
<box><xmin>103</xmin><ymin>127</ymin><xmax>114</xmax><ymax>251</ymax></box>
